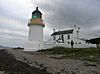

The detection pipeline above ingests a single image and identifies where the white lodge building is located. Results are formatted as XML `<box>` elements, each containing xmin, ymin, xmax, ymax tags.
<box><xmin>24</xmin><ymin>7</ymin><xmax>96</xmax><ymax>51</ymax></box>
<box><xmin>43</xmin><ymin>28</ymin><xmax>96</xmax><ymax>49</ymax></box>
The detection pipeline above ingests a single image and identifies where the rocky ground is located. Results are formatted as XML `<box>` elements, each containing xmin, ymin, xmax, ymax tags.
<box><xmin>0</xmin><ymin>49</ymin><xmax>100</xmax><ymax>74</ymax></box>
<box><xmin>0</xmin><ymin>49</ymin><xmax>51</xmax><ymax>74</ymax></box>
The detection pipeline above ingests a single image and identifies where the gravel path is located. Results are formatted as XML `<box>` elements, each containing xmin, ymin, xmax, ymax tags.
<box><xmin>6</xmin><ymin>49</ymin><xmax>100</xmax><ymax>74</ymax></box>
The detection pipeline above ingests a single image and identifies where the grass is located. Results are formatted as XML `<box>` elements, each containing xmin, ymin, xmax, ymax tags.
<box><xmin>38</xmin><ymin>47</ymin><xmax>100</xmax><ymax>62</ymax></box>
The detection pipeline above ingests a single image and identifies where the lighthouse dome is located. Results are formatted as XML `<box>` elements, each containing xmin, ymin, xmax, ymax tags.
<box><xmin>32</xmin><ymin>7</ymin><xmax>42</xmax><ymax>19</ymax></box>
<box><xmin>32</xmin><ymin>7</ymin><xmax>42</xmax><ymax>15</ymax></box>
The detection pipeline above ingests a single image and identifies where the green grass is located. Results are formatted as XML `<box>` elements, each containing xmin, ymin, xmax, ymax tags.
<box><xmin>39</xmin><ymin>47</ymin><xmax>100</xmax><ymax>62</ymax></box>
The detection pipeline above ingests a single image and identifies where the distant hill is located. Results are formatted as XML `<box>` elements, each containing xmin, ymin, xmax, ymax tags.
<box><xmin>0</xmin><ymin>45</ymin><xmax>11</xmax><ymax>49</ymax></box>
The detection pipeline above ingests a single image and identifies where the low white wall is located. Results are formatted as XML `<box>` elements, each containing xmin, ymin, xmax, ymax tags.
<box><xmin>43</xmin><ymin>43</ymin><xmax>96</xmax><ymax>49</ymax></box>
<box><xmin>24</xmin><ymin>41</ymin><xmax>43</xmax><ymax>51</ymax></box>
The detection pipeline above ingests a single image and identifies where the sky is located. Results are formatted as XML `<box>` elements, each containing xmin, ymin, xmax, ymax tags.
<box><xmin>0</xmin><ymin>0</ymin><xmax>100</xmax><ymax>47</ymax></box>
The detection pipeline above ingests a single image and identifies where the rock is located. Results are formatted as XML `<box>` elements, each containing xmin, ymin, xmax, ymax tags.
<box><xmin>84</xmin><ymin>62</ymin><xmax>97</xmax><ymax>67</ymax></box>
<box><xmin>0</xmin><ymin>71</ymin><xmax>4</xmax><ymax>74</ymax></box>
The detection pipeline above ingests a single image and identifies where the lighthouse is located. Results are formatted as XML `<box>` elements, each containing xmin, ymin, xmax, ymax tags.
<box><xmin>24</xmin><ymin>7</ymin><xmax>45</xmax><ymax>51</ymax></box>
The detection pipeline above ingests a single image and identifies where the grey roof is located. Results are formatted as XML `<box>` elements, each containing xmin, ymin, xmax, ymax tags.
<box><xmin>51</xmin><ymin>29</ymin><xmax>74</xmax><ymax>36</ymax></box>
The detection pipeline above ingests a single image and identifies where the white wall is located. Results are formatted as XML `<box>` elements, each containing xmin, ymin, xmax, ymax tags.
<box><xmin>24</xmin><ymin>25</ymin><xmax>44</xmax><ymax>51</ymax></box>
<box><xmin>28</xmin><ymin>25</ymin><xmax>43</xmax><ymax>43</ymax></box>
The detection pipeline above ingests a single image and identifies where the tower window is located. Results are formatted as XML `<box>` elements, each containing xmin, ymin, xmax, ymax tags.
<box><xmin>32</xmin><ymin>15</ymin><xmax>37</xmax><ymax>19</ymax></box>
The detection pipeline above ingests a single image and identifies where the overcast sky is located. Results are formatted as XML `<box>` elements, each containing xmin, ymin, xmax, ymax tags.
<box><xmin>0</xmin><ymin>0</ymin><xmax>100</xmax><ymax>47</ymax></box>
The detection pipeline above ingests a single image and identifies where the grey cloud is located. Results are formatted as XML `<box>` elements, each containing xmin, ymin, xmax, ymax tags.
<box><xmin>0</xmin><ymin>31</ymin><xmax>27</xmax><ymax>39</ymax></box>
<box><xmin>0</xmin><ymin>23</ymin><xmax>27</xmax><ymax>32</ymax></box>
<box><xmin>0</xmin><ymin>0</ymin><xmax>29</xmax><ymax>47</ymax></box>
<box><xmin>39</xmin><ymin>0</ymin><xmax>100</xmax><ymax>38</ymax></box>
<box><xmin>0</xmin><ymin>9</ymin><xmax>28</xmax><ymax>24</ymax></box>
<box><xmin>0</xmin><ymin>0</ymin><xmax>100</xmax><ymax>47</ymax></box>
<box><xmin>0</xmin><ymin>1</ymin><xmax>29</xmax><ymax>24</ymax></box>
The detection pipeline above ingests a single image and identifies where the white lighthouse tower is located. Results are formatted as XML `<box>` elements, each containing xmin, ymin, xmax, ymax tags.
<box><xmin>24</xmin><ymin>7</ymin><xmax>45</xmax><ymax>51</ymax></box>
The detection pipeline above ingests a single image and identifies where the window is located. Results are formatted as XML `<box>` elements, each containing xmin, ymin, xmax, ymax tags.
<box><xmin>75</xmin><ymin>42</ymin><xmax>77</xmax><ymax>44</ymax></box>
<box><xmin>32</xmin><ymin>15</ymin><xmax>37</xmax><ymax>19</ymax></box>
<box><xmin>68</xmin><ymin>41</ymin><xmax>70</xmax><ymax>44</ymax></box>
<box><xmin>68</xmin><ymin>34</ymin><xmax>70</xmax><ymax>39</ymax></box>
<box><xmin>79</xmin><ymin>42</ymin><xmax>81</xmax><ymax>44</ymax></box>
